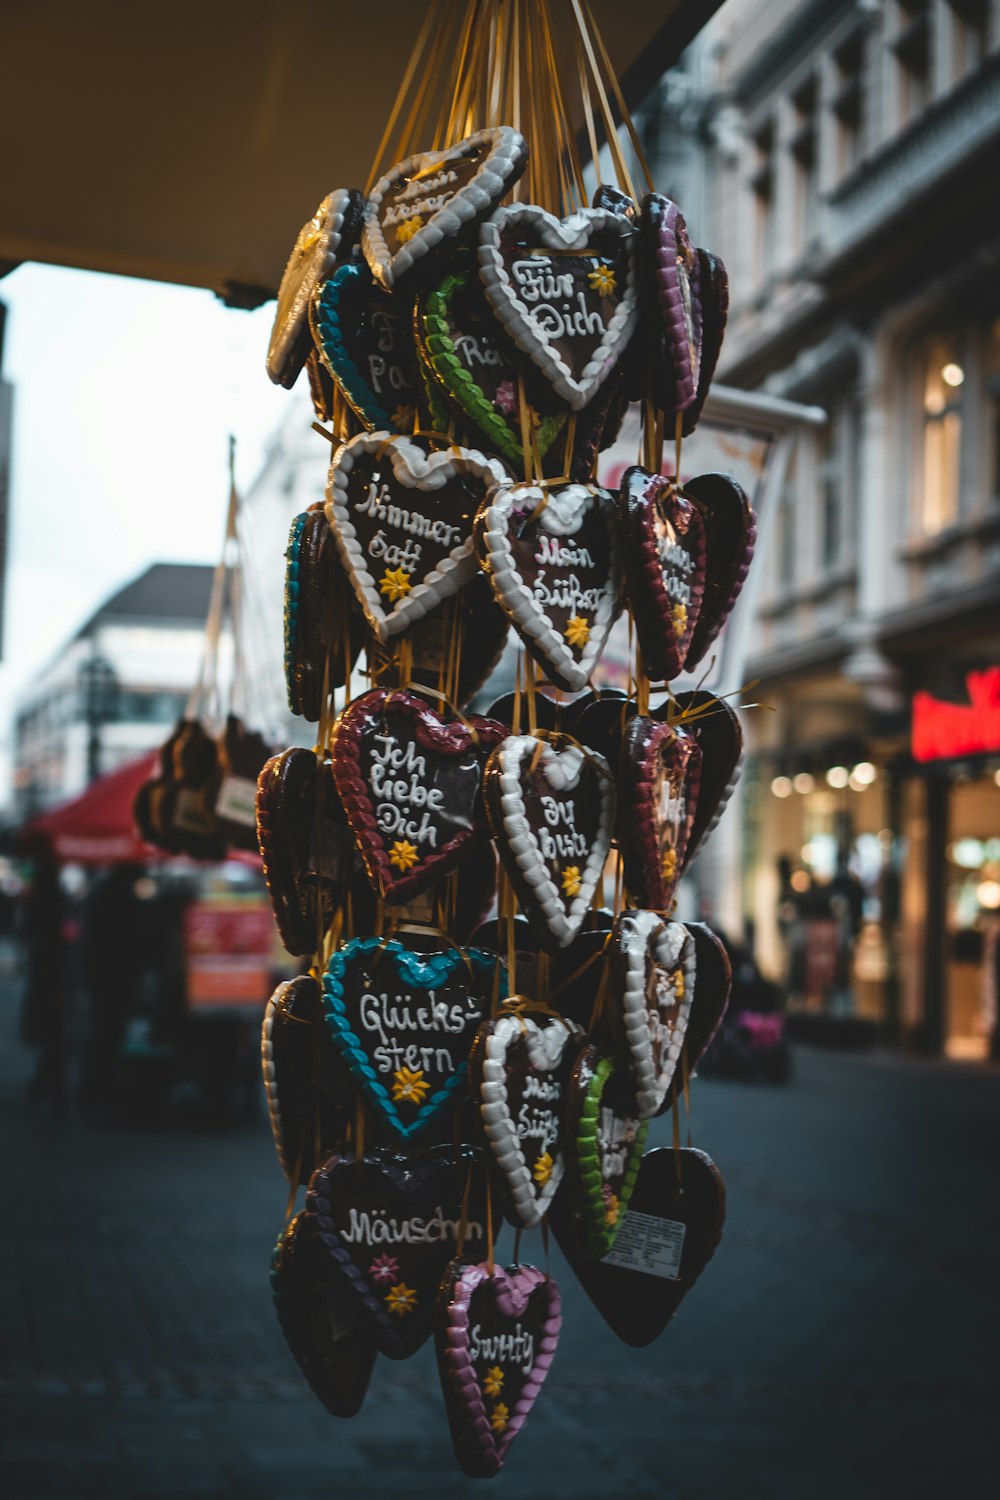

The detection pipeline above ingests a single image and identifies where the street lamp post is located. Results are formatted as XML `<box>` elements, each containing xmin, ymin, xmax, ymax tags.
<box><xmin>78</xmin><ymin>651</ymin><xmax>118</xmax><ymax>783</ymax></box>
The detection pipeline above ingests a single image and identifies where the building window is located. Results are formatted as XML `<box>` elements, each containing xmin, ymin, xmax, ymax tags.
<box><xmin>750</xmin><ymin>121</ymin><xmax>775</xmax><ymax>285</ymax></box>
<box><xmin>790</xmin><ymin>78</ymin><xmax>818</xmax><ymax>254</ymax></box>
<box><xmin>832</xmin><ymin>31</ymin><xmax>864</xmax><ymax>179</ymax></box>
<box><xmin>778</xmin><ymin>447</ymin><xmax>798</xmax><ymax>588</ymax></box>
<box><xmin>950</xmin><ymin>0</ymin><xmax>990</xmax><ymax>79</ymax></box>
<box><xmin>917</xmin><ymin>334</ymin><xmax>964</xmax><ymax>534</ymax></box>
<box><xmin>893</xmin><ymin>0</ymin><xmax>931</xmax><ymax>125</ymax></box>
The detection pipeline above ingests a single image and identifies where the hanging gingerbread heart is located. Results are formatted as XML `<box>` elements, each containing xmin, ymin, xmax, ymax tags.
<box><xmin>478</xmin><ymin>205</ymin><xmax>639</xmax><ymax>411</ymax></box>
<box><xmin>405</xmin><ymin>570</ymin><xmax>511</xmax><ymax>710</ymax></box>
<box><xmin>670</xmin><ymin>690</ymin><xmax>744</xmax><ymax>863</ymax></box>
<box><xmin>271</xmin><ymin>1212</ymin><xmax>378</xmax><ymax>1417</ymax></box>
<box><xmin>639</xmin><ymin>193</ymin><xmax>702</xmax><ymax>412</ymax></box>
<box><xmin>262</xmin><ymin>975</ymin><xmax>355</xmax><ymax>1184</ymax></box>
<box><xmin>470</xmin><ymin>913</ymin><xmax>611</xmax><ymax>1033</ymax></box>
<box><xmin>474</xmin><ymin>480</ymin><xmax>623</xmax><ymax>693</ymax></box>
<box><xmin>619</xmin><ymin>466</ymin><xmax>706</xmax><ymax>682</ymax></box>
<box><xmin>484</xmin><ymin>733</ymin><xmax>615</xmax><ymax>950</ymax></box>
<box><xmin>326</xmin><ymin>431</ymin><xmax>506</xmax><ymax>642</ymax></box>
<box><xmin>331</xmin><ymin>688</ymin><xmax>506</xmax><ymax>903</ymax></box>
<box><xmin>284</xmin><ymin>504</ymin><xmax>364</xmax><ymax>717</ymax></box>
<box><xmin>550</xmin><ymin>1145</ymin><xmax>726</xmax><ymax>1347</ymax></box>
<box><xmin>306</xmin><ymin>1145</ymin><xmax>487</xmax><ymax>1359</ymax></box>
<box><xmin>321</xmin><ymin>936</ymin><xmax>506</xmax><ymax>1142</ymax></box>
<box><xmin>436</xmin><ymin>1260</ymin><xmax>562</xmax><ymax>1477</ymax></box>
<box><xmin>591</xmin><ymin>184</ymin><xmax>637</xmax><ymax>221</ymax></box>
<box><xmin>416</xmin><ymin>266</ymin><xmax>566</xmax><ymax>466</ymax></box>
<box><xmin>617</xmin><ymin>716</ymin><xmax>701</xmax><ymax>911</ymax></box>
<box><xmin>673</xmin><ymin>922</ymin><xmax>732</xmax><ymax>1092</ymax></box>
<box><xmin>470</xmin><ymin>1006</ymin><xmax>580</xmax><ymax>1226</ymax></box>
<box><xmin>564</xmin><ymin>1046</ymin><xmax>649</xmax><ymax>1255</ymax></box>
<box><xmin>363</xmin><ymin>127</ymin><xmax>529</xmax><ymax>291</ymax></box>
<box><xmin>310</xmin><ymin>260</ymin><xmax>422</xmax><ymax>432</ymax></box>
<box><xmin>608</xmin><ymin>911</ymin><xmax>695</xmax><ymax>1117</ymax></box>
<box><xmin>267</xmin><ymin>187</ymin><xmax>366</xmax><ymax>388</ymax></box>
<box><xmin>681</xmin><ymin>250</ymin><xmax>729</xmax><ymax>437</ymax></box>
<box><xmin>256</xmin><ymin>748</ymin><xmax>356</xmax><ymax>955</ymax></box>
<box><xmin>681</xmin><ymin>473</ymin><xmax>757</xmax><ymax>672</ymax></box>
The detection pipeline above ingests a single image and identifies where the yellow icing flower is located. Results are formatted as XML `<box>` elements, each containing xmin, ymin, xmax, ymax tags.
<box><xmin>391</xmin><ymin>403</ymin><xmax>416</xmax><ymax>430</ymax></box>
<box><xmin>605</xmin><ymin>1192</ymin><xmax>620</xmax><ymax>1226</ymax></box>
<box><xmin>389</xmin><ymin>839</ymin><xmax>420</xmax><ymax>872</ymax></box>
<box><xmin>392</xmin><ymin>1066</ymin><xmax>430</xmax><ymax>1104</ymax></box>
<box><xmin>587</xmin><ymin>264</ymin><xmax>617</xmax><ymax>296</ymax></box>
<box><xmin>483</xmin><ymin>1366</ymin><xmax>505</xmax><ymax>1398</ymax></box>
<box><xmin>672</xmin><ymin>968</ymin><xmax>686</xmax><ymax>999</ymax></box>
<box><xmin>385</xmin><ymin>1282</ymin><xmax>418</xmax><ymax>1317</ymax></box>
<box><xmin>490</xmin><ymin>1402</ymin><xmax>510</xmax><ymax>1433</ymax></box>
<box><xmin>561</xmin><ymin>866</ymin><xmax>582</xmax><ymax>898</ymax></box>
<box><xmin>672</xmin><ymin>601</ymin><xmax>688</xmax><ymax>637</ymax></box>
<box><xmin>533</xmin><ymin>1151</ymin><xmax>554</xmax><ymax>1186</ymax></box>
<box><xmin>565</xmin><ymin>615</ymin><xmax>591</xmax><ymax>649</ymax></box>
<box><xmin>661</xmin><ymin>847</ymin><xmax>677</xmax><ymax>882</ymax></box>
<box><xmin>396</xmin><ymin>215</ymin><xmax>424</xmax><ymax>244</ymax></box>
<box><xmin>379</xmin><ymin>567</ymin><xmax>412</xmax><ymax>601</ymax></box>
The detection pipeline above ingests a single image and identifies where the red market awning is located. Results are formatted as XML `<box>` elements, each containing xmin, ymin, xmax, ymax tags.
<box><xmin>23</xmin><ymin>752</ymin><xmax>161</xmax><ymax>865</ymax></box>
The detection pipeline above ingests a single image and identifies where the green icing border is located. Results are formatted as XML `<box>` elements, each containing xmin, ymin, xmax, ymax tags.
<box><xmin>419</xmin><ymin>270</ymin><xmax>565</xmax><ymax>467</ymax></box>
<box><xmin>576</xmin><ymin>1055</ymin><xmax>649</xmax><ymax>1257</ymax></box>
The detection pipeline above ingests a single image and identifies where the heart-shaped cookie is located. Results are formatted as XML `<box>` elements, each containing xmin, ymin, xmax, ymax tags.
<box><xmin>591</xmin><ymin>184</ymin><xmax>637</xmax><ymax>221</ymax></box>
<box><xmin>475</xmin><ymin>480</ymin><xmax>623</xmax><ymax>692</ymax></box>
<box><xmin>619</xmin><ymin>466</ymin><xmax>707</xmax><ymax>682</ymax></box>
<box><xmin>676</xmin><ymin>922</ymin><xmax>732</xmax><ymax>1087</ymax></box>
<box><xmin>670</xmin><ymin>690</ymin><xmax>744</xmax><ymax>863</ymax></box>
<box><xmin>256</xmin><ymin>748</ymin><xmax>355</xmax><ymax>955</ymax></box>
<box><xmin>311</xmin><ymin>260</ymin><xmax>421</xmax><ymax>431</ymax></box>
<box><xmin>363</xmin><ymin>127</ymin><xmax>528</xmax><ymax>291</ymax></box>
<box><xmin>608</xmin><ymin>911</ymin><xmax>695</xmax><ymax>1117</ymax></box>
<box><xmin>681</xmin><ymin>473</ymin><xmax>757</xmax><ymax>672</ymax></box>
<box><xmin>306</xmin><ymin>1145</ymin><xmax>487</xmax><ymax>1359</ymax></box>
<box><xmin>639</xmin><ymin>194</ymin><xmax>701</xmax><ymax>412</ymax></box>
<box><xmin>436</xmin><ymin>1260</ymin><xmax>562</xmax><ymax>1477</ymax></box>
<box><xmin>212</xmin><ymin>714</ymin><xmax>273</xmax><ymax>853</ymax></box>
<box><xmin>331</xmin><ymin>688</ymin><xmax>506</xmax><ymax>903</ymax></box>
<box><xmin>417</xmin><ymin>266</ymin><xmax>566</xmax><ymax>466</ymax></box>
<box><xmin>484</xmin><ymin>734</ymin><xmax>615</xmax><ymax>950</ymax></box>
<box><xmin>617</xmin><ymin>716</ymin><xmax>701</xmax><ymax>911</ymax></box>
<box><xmin>321</xmin><ymin>937</ymin><xmax>505</xmax><ymax>1141</ymax></box>
<box><xmin>267</xmin><ymin>187</ymin><xmax>366</xmax><ymax>388</ymax></box>
<box><xmin>478</xmin><ymin>205</ymin><xmax>638</xmax><ymax>411</ymax></box>
<box><xmin>565</xmin><ymin>1046</ymin><xmax>649</xmax><ymax>1255</ymax></box>
<box><xmin>470</xmin><ymin>1007</ymin><xmax>579</xmax><ymax>1226</ymax></box>
<box><xmin>262</xmin><ymin>974</ymin><xmax>355</xmax><ymax>1184</ymax></box>
<box><xmin>550</xmin><ymin>1145</ymin><xmax>726</xmax><ymax>1347</ymax></box>
<box><xmin>471</xmin><ymin>913</ymin><xmax>610</xmax><ymax>1032</ymax></box>
<box><xmin>271</xmin><ymin>1211</ymin><xmax>378</xmax><ymax>1417</ymax></box>
<box><xmin>681</xmin><ymin>250</ymin><xmax>729</xmax><ymax>437</ymax></box>
<box><xmin>405</xmin><ymin>569</ymin><xmax>511</xmax><ymax>710</ymax></box>
<box><xmin>326</xmin><ymin>431</ymin><xmax>506</xmax><ymax>642</ymax></box>
<box><xmin>284</xmin><ymin>504</ymin><xmax>365</xmax><ymax>717</ymax></box>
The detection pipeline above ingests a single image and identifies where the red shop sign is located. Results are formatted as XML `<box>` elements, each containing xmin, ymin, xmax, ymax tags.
<box><xmin>911</xmin><ymin>669</ymin><xmax>1000</xmax><ymax>763</ymax></box>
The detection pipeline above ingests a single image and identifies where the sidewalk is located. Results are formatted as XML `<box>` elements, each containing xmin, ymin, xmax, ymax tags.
<box><xmin>1</xmin><ymin>963</ymin><xmax>999</xmax><ymax>1500</ymax></box>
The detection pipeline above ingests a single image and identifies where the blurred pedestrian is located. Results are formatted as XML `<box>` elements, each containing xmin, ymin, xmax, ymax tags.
<box><xmin>77</xmin><ymin>862</ymin><xmax>148</xmax><ymax>1119</ymax></box>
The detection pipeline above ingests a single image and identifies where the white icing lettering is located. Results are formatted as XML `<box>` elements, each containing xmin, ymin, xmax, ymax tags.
<box><xmin>342</xmin><ymin>1205</ymin><xmax>483</xmax><ymax>1246</ymax></box>
<box><xmin>469</xmin><ymin>1321</ymin><xmax>535</xmax><ymax>1372</ymax></box>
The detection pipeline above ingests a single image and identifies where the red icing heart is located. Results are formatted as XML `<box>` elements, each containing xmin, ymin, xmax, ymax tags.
<box><xmin>330</xmin><ymin>688</ymin><xmax>506</xmax><ymax>903</ymax></box>
<box><xmin>619</xmin><ymin>467</ymin><xmax>706</xmax><ymax>682</ymax></box>
<box><xmin>682</xmin><ymin>472</ymin><xmax>756</xmax><ymax>672</ymax></box>
<box><xmin>617</xmin><ymin>715</ymin><xmax>701</xmax><ymax>911</ymax></box>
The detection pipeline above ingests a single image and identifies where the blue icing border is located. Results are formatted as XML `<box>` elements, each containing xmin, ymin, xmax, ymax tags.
<box><xmin>321</xmin><ymin>936</ymin><xmax>506</xmax><ymax>1141</ymax></box>
<box><xmin>283</xmin><ymin>511</ymin><xmax>308</xmax><ymax>713</ymax></box>
<box><xmin>313</xmin><ymin>263</ymin><xmax>402</xmax><ymax>432</ymax></box>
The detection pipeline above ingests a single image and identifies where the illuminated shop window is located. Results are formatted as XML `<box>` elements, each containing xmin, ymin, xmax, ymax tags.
<box><xmin>917</xmin><ymin>334</ymin><xmax>963</xmax><ymax>534</ymax></box>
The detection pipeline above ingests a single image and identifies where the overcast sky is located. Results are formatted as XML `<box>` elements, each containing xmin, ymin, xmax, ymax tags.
<box><xmin>0</xmin><ymin>262</ymin><xmax>298</xmax><ymax>802</ymax></box>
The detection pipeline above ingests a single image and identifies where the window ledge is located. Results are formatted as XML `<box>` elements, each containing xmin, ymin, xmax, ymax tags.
<box><xmin>758</xmin><ymin>565</ymin><xmax>857</xmax><ymax>619</ymax></box>
<box><xmin>899</xmin><ymin>505</ymin><xmax>1000</xmax><ymax>562</ymax></box>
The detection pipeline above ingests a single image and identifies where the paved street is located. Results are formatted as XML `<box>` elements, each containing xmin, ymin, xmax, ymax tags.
<box><xmin>2</xmin><ymin>968</ymin><xmax>999</xmax><ymax>1500</ymax></box>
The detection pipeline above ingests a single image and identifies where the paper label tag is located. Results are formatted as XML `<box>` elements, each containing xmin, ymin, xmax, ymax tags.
<box><xmin>601</xmin><ymin>1211</ymin><xmax>685</xmax><ymax>1280</ymax></box>
<box><xmin>173</xmin><ymin>786</ymin><xmax>215</xmax><ymax>835</ymax></box>
<box><xmin>215</xmin><ymin>775</ymin><xmax>259</xmax><ymax>828</ymax></box>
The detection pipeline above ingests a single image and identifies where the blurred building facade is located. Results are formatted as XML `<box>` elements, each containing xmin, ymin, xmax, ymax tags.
<box><xmin>643</xmin><ymin>0</ymin><xmax>1000</xmax><ymax>1053</ymax></box>
<box><xmin>12</xmin><ymin>563</ymin><xmax>214</xmax><ymax>816</ymax></box>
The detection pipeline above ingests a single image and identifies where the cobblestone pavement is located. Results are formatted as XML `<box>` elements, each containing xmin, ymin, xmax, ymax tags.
<box><xmin>2</xmin><ymin>968</ymin><xmax>999</xmax><ymax>1500</ymax></box>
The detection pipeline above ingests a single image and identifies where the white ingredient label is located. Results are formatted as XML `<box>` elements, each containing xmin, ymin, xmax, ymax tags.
<box><xmin>215</xmin><ymin>775</ymin><xmax>259</xmax><ymax>828</ymax></box>
<box><xmin>601</xmin><ymin>1211</ymin><xmax>685</xmax><ymax>1280</ymax></box>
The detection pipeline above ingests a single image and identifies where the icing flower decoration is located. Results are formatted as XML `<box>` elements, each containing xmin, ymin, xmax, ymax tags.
<box><xmin>565</xmin><ymin>615</ymin><xmax>591</xmax><ymax>649</ymax></box>
<box><xmin>672</xmin><ymin>601</ymin><xmax>688</xmax><ymax>637</ymax></box>
<box><xmin>392</xmin><ymin>1065</ymin><xmax>430</xmax><ymax>1104</ymax></box>
<box><xmin>673</xmin><ymin>968</ymin><xmax>686</xmax><ymax>999</ymax></box>
<box><xmin>395</xmin><ymin>215</ymin><xmax>424</xmax><ymax>244</ymax></box>
<box><xmin>661</xmin><ymin>848</ymin><xmax>677</xmax><ymax>882</ymax></box>
<box><xmin>490</xmin><ymin>1402</ymin><xmax>510</xmax><ymax>1433</ymax></box>
<box><xmin>385</xmin><ymin>1282</ymin><xmax>418</xmax><ymax>1317</ymax></box>
<box><xmin>389</xmin><ymin>839</ymin><xmax>420</xmax><ymax>872</ymax></box>
<box><xmin>483</xmin><ymin>1366</ymin><xmax>505</xmax><ymax>1398</ymax></box>
<box><xmin>494</xmin><ymin>379</ymin><xmax>517</xmax><ymax>415</ymax></box>
<box><xmin>587</xmin><ymin>264</ymin><xmax>617</xmax><ymax>296</ymax></box>
<box><xmin>379</xmin><ymin>567</ymin><xmax>413</xmax><ymax>601</ymax></box>
<box><xmin>533</xmin><ymin>1151</ymin><xmax>554</xmax><ymax>1186</ymax></box>
<box><xmin>604</xmin><ymin>1191</ymin><xmax>620</xmax><ymax>1226</ymax></box>
<box><xmin>369</xmin><ymin>1253</ymin><xmax>400</xmax><ymax>1285</ymax></box>
<box><xmin>561</xmin><ymin>866</ymin><xmax>582</xmax><ymax>898</ymax></box>
<box><xmin>391</xmin><ymin>403</ymin><xmax>416</xmax><ymax>430</ymax></box>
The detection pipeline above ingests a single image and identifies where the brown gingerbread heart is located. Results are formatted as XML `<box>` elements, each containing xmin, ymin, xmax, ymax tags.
<box><xmin>617</xmin><ymin>716</ymin><xmax>701</xmax><ymax>911</ymax></box>
<box><xmin>619</xmin><ymin>466</ymin><xmax>706</xmax><ymax>682</ymax></box>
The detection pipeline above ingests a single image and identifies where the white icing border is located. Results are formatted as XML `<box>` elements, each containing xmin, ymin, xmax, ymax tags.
<box><xmin>479</xmin><ymin>1012</ymin><xmax>575</xmax><ymax>1227</ymax></box>
<box><xmin>267</xmin><ymin>189</ymin><xmax>355</xmax><ymax>384</ymax></box>
<box><xmin>363</xmin><ymin>127</ymin><xmax>527</xmax><ymax>291</ymax></box>
<box><xmin>478</xmin><ymin>206</ymin><xmax>638</xmax><ymax>411</ymax></box>
<box><xmin>617</xmin><ymin>911</ymin><xmax>695</xmax><ymax>1118</ymax></box>
<box><xmin>494</xmin><ymin>734</ymin><xmax>615</xmax><ymax>948</ymax></box>
<box><xmin>261</xmin><ymin>981</ymin><xmax>293</xmax><ymax>1181</ymax></box>
<box><xmin>325</xmin><ymin>431</ymin><xmax>507</xmax><ymax>643</ymax></box>
<box><xmin>479</xmin><ymin>481</ymin><xmax>622</xmax><ymax>692</ymax></box>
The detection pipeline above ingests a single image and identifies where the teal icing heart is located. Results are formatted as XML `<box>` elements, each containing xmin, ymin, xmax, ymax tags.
<box><xmin>310</xmin><ymin>261</ymin><xmax>421</xmax><ymax>432</ymax></box>
<box><xmin>283</xmin><ymin>510</ymin><xmax>308</xmax><ymax>710</ymax></box>
<box><xmin>322</xmin><ymin>937</ymin><xmax>506</xmax><ymax>1140</ymax></box>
